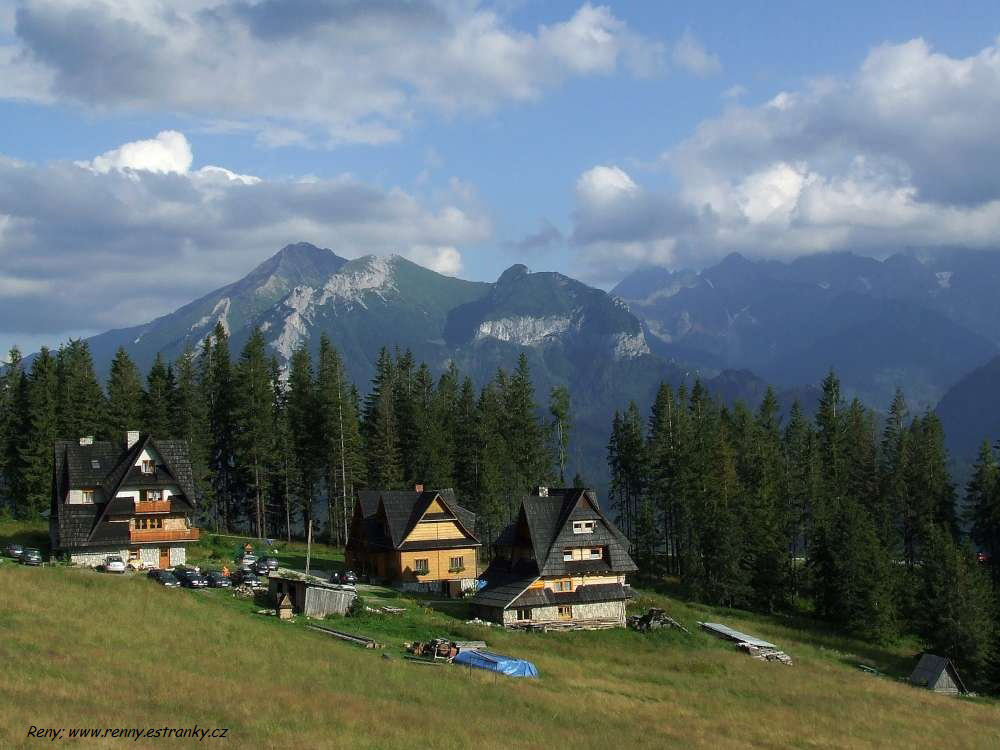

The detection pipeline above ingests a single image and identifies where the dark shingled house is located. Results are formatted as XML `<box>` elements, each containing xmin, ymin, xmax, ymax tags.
<box><xmin>346</xmin><ymin>486</ymin><xmax>480</xmax><ymax>595</ymax></box>
<box><xmin>471</xmin><ymin>487</ymin><xmax>637</xmax><ymax>627</ymax></box>
<box><xmin>51</xmin><ymin>431</ymin><xmax>199</xmax><ymax>568</ymax></box>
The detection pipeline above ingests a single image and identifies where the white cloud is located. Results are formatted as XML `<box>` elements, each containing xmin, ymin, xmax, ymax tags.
<box><xmin>407</xmin><ymin>245</ymin><xmax>463</xmax><ymax>275</ymax></box>
<box><xmin>81</xmin><ymin>130</ymin><xmax>193</xmax><ymax>175</ymax></box>
<box><xmin>570</xmin><ymin>36</ymin><xmax>1000</xmax><ymax>281</ymax></box>
<box><xmin>671</xmin><ymin>31</ymin><xmax>721</xmax><ymax>77</ymax></box>
<box><xmin>3</xmin><ymin>1</ymin><xmax>667</xmax><ymax>147</ymax></box>
<box><xmin>576</xmin><ymin>165</ymin><xmax>639</xmax><ymax>205</ymax></box>
<box><xmin>0</xmin><ymin>132</ymin><xmax>490</xmax><ymax>337</ymax></box>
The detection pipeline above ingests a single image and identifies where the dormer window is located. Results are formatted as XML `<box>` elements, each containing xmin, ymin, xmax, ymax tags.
<box><xmin>91</xmin><ymin>460</ymin><xmax>100</xmax><ymax>470</ymax></box>
<box><xmin>572</xmin><ymin>520</ymin><xmax>595</xmax><ymax>534</ymax></box>
<box><xmin>141</xmin><ymin>460</ymin><xmax>154</xmax><ymax>474</ymax></box>
<box><xmin>82</xmin><ymin>489</ymin><xmax>95</xmax><ymax>503</ymax></box>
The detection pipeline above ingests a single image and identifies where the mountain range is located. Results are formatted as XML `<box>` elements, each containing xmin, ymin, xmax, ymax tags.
<box><xmin>66</xmin><ymin>242</ymin><xmax>1000</xmax><ymax>483</ymax></box>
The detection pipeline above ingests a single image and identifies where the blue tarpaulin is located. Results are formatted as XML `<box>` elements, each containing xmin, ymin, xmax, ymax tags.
<box><xmin>453</xmin><ymin>649</ymin><xmax>539</xmax><ymax>678</ymax></box>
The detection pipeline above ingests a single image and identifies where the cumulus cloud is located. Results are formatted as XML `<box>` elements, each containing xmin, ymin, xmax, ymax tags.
<box><xmin>0</xmin><ymin>132</ymin><xmax>490</xmax><ymax>341</ymax></box>
<box><xmin>671</xmin><ymin>31</ymin><xmax>721</xmax><ymax>77</ymax></box>
<box><xmin>2</xmin><ymin>1</ymin><xmax>667</xmax><ymax>146</ymax></box>
<box><xmin>571</xmin><ymin>36</ymin><xmax>1000</xmax><ymax>281</ymax></box>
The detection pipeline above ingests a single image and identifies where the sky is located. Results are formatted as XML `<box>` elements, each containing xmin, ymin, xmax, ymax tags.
<box><xmin>3</xmin><ymin>0</ymin><xmax>1000</xmax><ymax>356</ymax></box>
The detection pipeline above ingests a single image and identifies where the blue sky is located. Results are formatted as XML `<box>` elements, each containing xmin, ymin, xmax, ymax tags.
<box><xmin>3</xmin><ymin>1</ymin><xmax>1000</xmax><ymax>354</ymax></box>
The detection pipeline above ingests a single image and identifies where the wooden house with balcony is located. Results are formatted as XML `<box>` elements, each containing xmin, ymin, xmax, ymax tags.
<box><xmin>346</xmin><ymin>486</ymin><xmax>480</xmax><ymax>596</ymax></box>
<box><xmin>50</xmin><ymin>431</ymin><xmax>199</xmax><ymax>568</ymax></box>
<box><xmin>471</xmin><ymin>487</ymin><xmax>637</xmax><ymax>627</ymax></box>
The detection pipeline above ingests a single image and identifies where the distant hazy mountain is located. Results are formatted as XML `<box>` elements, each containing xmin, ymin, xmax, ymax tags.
<box><xmin>613</xmin><ymin>250</ymin><xmax>1000</xmax><ymax>411</ymax></box>
<box><xmin>936</xmin><ymin>354</ymin><xmax>1000</xmax><ymax>471</ymax></box>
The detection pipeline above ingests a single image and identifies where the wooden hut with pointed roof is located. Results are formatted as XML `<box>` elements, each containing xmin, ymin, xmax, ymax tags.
<box><xmin>909</xmin><ymin>654</ymin><xmax>969</xmax><ymax>695</ymax></box>
<box><xmin>345</xmin><ymin>486</ymin><xmax>480</xmax><ymax>594</ymax></box>
<box><xmin>471</xmin><ymin>487</ymin><xmax>637</xmax><ymax>627</ymax></box>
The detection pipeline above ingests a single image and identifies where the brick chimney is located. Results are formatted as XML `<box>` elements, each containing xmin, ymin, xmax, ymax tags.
<box><xmin>126</xmin><ymin>430</ymin><xmax>140</xmax><ymax>449</ymax></box>
<box><xmin>414</xmin><ymin>484</ymin><xmax>424</xmax><ymax>493</ymax></box>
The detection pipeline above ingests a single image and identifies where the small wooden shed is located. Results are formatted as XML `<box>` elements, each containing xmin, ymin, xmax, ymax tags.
<box><xmin>268</xmin><ymin>569</ymin><xmax>356</xmax><ymax>618</ymax></box>
<box><xmin>277</xmin><ymin>593</ymin><xmax>294</xmax><ymax>620</ymax></box>
<box><xmin>909</xmin><ymin>654</ymin><xmax>969</xmax><ymax>695</ymax></box>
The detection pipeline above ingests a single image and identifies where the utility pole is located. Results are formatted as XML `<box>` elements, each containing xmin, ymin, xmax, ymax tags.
<box><xmin>305</xmin><ymin>519</ymin><xmax>313</xmax><ymax>575</ymax></box>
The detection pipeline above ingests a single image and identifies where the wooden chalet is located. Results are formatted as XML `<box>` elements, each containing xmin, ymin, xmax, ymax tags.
<box><xmin>471</xmin><ymin>487</ymin><xmax>637</xmax><ymax>627</ymax></box>
<box><xmin>50</xmin><ymin>431</ymin><xmax>199</xmax><ymax>568</ymax></box>
<box><xmin>346</xmin><ymin>486</ymin><xmax>480</xmax><ymax>595</ymax></box>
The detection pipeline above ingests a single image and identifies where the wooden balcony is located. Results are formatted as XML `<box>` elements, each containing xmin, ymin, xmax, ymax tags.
<box><xmin>134</xmin><ymin>499</ymin><xmax>171</xmax><ymax>514</ymax></box>
<box><xmin>130</xmin><ymin>527</ymin><xmax>199</xmax><ymax>543</ymax></box>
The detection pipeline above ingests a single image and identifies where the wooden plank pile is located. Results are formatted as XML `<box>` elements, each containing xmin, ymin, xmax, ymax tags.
<box><xmin>736</xmin><ymin>642</ymin><xmax>793</xmax><ymax>665</ymax></box>
<box><xmin>627</xmin><ymin>608</ymin><xmax>690</xmax><ymax>634</ymax></box>
<box><xmin>307</xmin><ymin>624</ymin><xmax>384</xmax><ymax>649</ymax></box>
<box><xmin>510</xmin><ymin>617</ymin><xmax>621</xmax><ymax>632</ymax></box>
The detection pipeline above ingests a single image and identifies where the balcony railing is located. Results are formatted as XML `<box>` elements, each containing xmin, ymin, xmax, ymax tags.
<box><xmin>130</xmin><ymin>527</ymin><xmax>199</xmax><ymax>543</ymax></box>
<box><xmin>134</xmin><ymin>499</ymin><xmax>171</xmax><ymax>514</ymax></box>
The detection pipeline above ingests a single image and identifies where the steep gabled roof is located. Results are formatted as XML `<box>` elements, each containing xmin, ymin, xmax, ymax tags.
<box><xmin>353</xmin><ymin>488</ymin><xmax>480</xmax><ymax>550</ymax></box>
<box><xmin>505</xmin><ymin>488</ymin><xmax>637</xmax><ymax>577</ymax></box>
<box><xmin>909</xmin><ymin>654</ymin><xmax>969</xmax><ymax>693</ymax></box>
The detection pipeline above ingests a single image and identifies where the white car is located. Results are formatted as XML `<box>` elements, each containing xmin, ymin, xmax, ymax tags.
<box><xmin>104</xmin><ymin>556</ymin><xmax>127</xmax><ymax>574</ymax></box>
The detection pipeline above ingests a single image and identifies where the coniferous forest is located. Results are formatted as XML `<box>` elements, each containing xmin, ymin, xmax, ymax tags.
<box><xmin>2</xmin><ymin>327</ymin><xmax>1000</xmax><ymax>692</ymax></box>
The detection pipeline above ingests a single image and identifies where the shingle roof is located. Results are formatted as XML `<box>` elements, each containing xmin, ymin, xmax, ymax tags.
<box><xmin>909</xmin><ymin>654</ymin><xmax>969</xmax><ymax>693</ymax></box>
<box><xmin>51</xmin><ymin>434</ymin><xmax>198</xmax><ymax>550</ymax></box>
<box><xmin>502</xmin><ymin>488</ymin><xmax>637</xmax><ymax>577</ymax></box>
<box><xmin>469</xmin><ymin>575</ymin><xmax>539</xmax><ymax>608</ymax></box>
<box><xmin>351</xmin><ymin>488</ymin><xmax>480</xmax><ymax>550</ymax></box>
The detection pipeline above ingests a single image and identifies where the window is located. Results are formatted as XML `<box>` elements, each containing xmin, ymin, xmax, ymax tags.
<box><xmin>572</xmin><ymin>520</ymin><xmax>595</xmax><ymax>534</ymax></box>
<box><xmin>147</xmin><ymin>490</ymin><xmax>162</xmax><ymax>501</ymax></box>
<box><xmin>553</xmin><ymin>579</ymin><xmax>572</xmax><ymax>592</ymax></box>
<box><xmin>414</xmin><ymin>558</ymin><xmax>429</xmax><ymax>574</ymax></box>
<box><xmin>563</xmin><ymin>548</ymin><xmax>573</xmax><ymax>561</ymax></box>
<box><xmin>516</xmin><ymin>608</ymin><xmax>531</xmax><ymax>621</ymax></box>
<box><xmin>90</xmin><ymin>460</ymin><xmax>101</xmax><ymax>470</ymax></box>
<box><xmin>135</xmin><ymin>517</ymin><xmax>163</xmax><ymax>530</ymax></box>
<box><xmin>127</xmin><ymin>548</ymin><xmax>140</xmax><ymax>562</ymax></box>
<box><xmin>449</xmin><ymin>556</ymin><xmax>464</xmax><ymax>571</ymax></box>
<box><xmin>585</xmin><ymin>548</ymin><xmax>603</xmax><ymax>560</ymax></box>
<box><xmin>557</xmin><ymin>605</ymin><xmax>573</xmax><ymax>619</ymax></box>
<box><xmin>82</xmin><ymin>489</ymin><xmax>95</xmax><ymax>504</ymax></box>
<box><xmin>141</xmin><ymin>460</ymin><xmax>154</xmax><ymax>474</ymax></box>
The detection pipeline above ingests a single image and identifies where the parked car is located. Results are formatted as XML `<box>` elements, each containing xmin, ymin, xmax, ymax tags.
<box><xmin>332</xmin><ymin>569</ymin><xmax>358</xmax><ymax>586</ymax></box>
<box><xmin>173</xmin><ymin>566</ymin><xmax>209</xmax><ymax>588</ymax></box>
<box><xmin>206</xmin><ymin>571</ymin><xmax>232</xmax><ymax>588</ymax></box>
<box><xmin>234</xmin><ymin>570</ymin><xmax>264</xmax><ymax>589</ymax></box>
<box><xmin>104</xmin><ymin>556</ymin><xmax>126</xmax><ymax>574</ymax></box>
<box><xmin>19</xmin><ymin>548</ymin><xmax>43</xmax><ymax>566</ymax></box>
<box><xmin>148</xmin><ymin>569</ymin><xmax>181</xmax><ymax>588</ymax></box>
<box><xmin>5</xmin><ymin>542</ymin><xmax>24</xmax><ymax>559</ymax></box>
<box><xmin>261</xmin><ymin>555</ymin><xmax>279</xmax><ymax>571</ymax></box>
<box><xmin>237</xmin><ymin>554</ymin><xmax>257</xmax><ymax>571</ymax></box>
<box><xmin>252</xmin><ymin>559</ymin><xmax>271</xmax><ymax>576</ymax></box>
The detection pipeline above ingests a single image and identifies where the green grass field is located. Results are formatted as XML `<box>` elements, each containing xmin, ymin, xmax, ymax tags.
<box><xmin>1</xmin><ymin>518</ymin><xmax>999</xmax><ymax>749</ymax></box>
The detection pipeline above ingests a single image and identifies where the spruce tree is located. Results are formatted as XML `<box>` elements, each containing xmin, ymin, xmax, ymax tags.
<box><xmin>782</xmin><ymin>400</ymin><xmax>818</xmax><ymax>596</ymax></box>
<box><xmin>287</xmin><ymin>345</ymin><xmax>320</xmax><ymax>530</ymax></box>
<box><xmin>19</xmin><ymin>348</ymin><xmax>58</xmax><ymax>516</ymax></box>
<box><xmin>363</xmin><ymin>348</ymin><xmax>401</xmax><ymax>489</ymax></box>
<box><xmin>917</xmin><ymin>525</ymin><xmax>996</xmax><ymax>683</ymax></box>
<box><xmin>968</xmin><ymin>441</ymin><xmax>1000</xmax><ymax>588</ymax></box>
<box><xmin>0</xmin><ymin>348</ymin><xmax>26</xmax><ymax>512</ymax></box>
<box><xmin>142</xmin><ymin>352</ymin><xmax>173</xmax><ymax>437</ymax></box>
<box><xmin>269</xmin><ymin>356</ymin><xmax>296</xmax><ymax>542</ymax></box>
<box><xmin>172</xmin><ymin>345</ymin><xmax>212</xmax><ymax>514</ymax></box>
<box><xmin>549</xmin><ymin>385</ymin><xmax>572</xmax><ymax>485</ymax></box>
<box><xmin>104</xmin><ymin>347</ymin><xmax>143</xmax><ymax>442</ymax></box>
<box><xmin>55</xmin><ymin>339</ymin><xmax>105</xmax><ymax>440</ymax></box>
<box><xmin>206</xmin><ymin>323</ymin><xmax>238</xmax><ymax>530</ymax></box>
<box><xmin>234</xmin><ymin>328</ymin><xmax>275</xmax><ymax>537</ymax></box>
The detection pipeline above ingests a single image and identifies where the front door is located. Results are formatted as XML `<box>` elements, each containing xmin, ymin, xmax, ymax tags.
<box><xmin>159</xmin><ymin>547</ymin><xmax>170</xmax><ymax>568</ymax></box>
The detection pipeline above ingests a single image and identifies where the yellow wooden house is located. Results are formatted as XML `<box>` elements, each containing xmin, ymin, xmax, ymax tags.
<box><xmin>346</xmin><ymin>486</ymin><xmax>481</xmax><ymax>595</ymax></box>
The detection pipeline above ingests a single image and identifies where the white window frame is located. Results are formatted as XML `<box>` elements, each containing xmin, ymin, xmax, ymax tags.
<box><xmin>141</xmin><ymin>460</ymin><xmax>154</xmax><ymax>474</ymax></box>
<box><xmin>572</xmin><ymin>520</ymin><xmax>595</xmax><ymax>534</ymax></box>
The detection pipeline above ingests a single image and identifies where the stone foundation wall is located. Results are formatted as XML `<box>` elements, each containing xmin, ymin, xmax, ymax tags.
<box><xmin>498</xmin><ymin>599</ymin><xmax>627</xmax><ymax>627</ymax></box>
<box><xmin>69</xmin><ymin>547</ymin><xmax>129</xmax><ymax>567</ymax></box>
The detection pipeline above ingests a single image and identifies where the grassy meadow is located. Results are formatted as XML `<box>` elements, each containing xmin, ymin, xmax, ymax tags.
<box><xmin>1</xmin><ymin>519</ymin><xmax>999</xmax><ymax>749</ymax></box>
